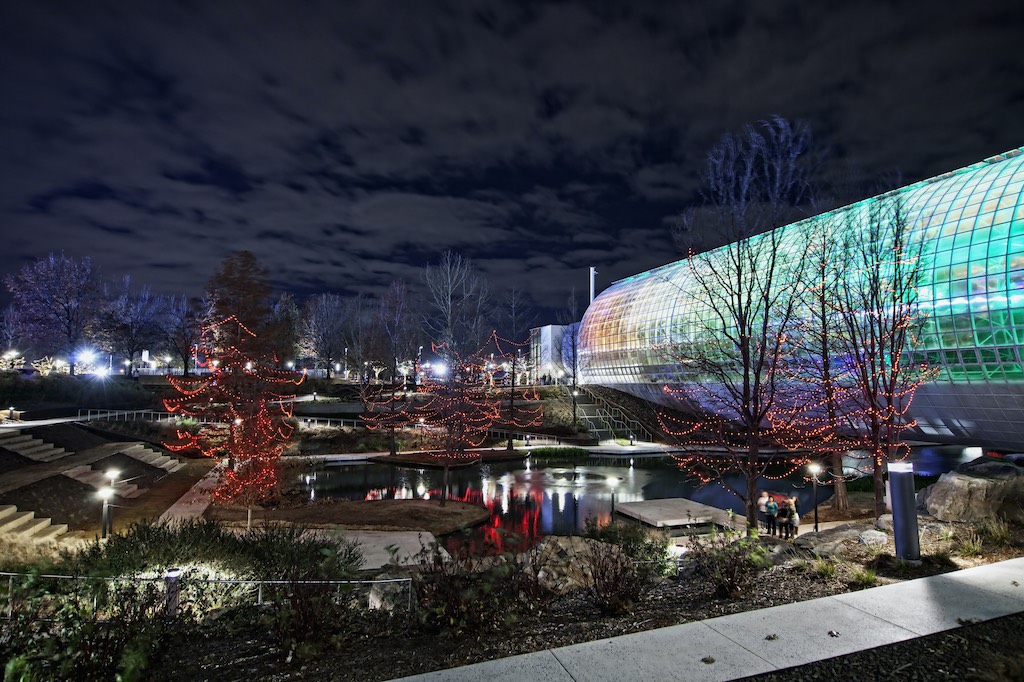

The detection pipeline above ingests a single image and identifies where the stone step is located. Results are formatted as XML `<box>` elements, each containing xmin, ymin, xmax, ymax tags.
<box><xmin>125</xmin><ymin>487</ymin><xmax>148</xmax><ymax>499</ymax></box>
<box><xmin>62</xmin><ymin>468</ymin><xmax>106</xmax><ymax>490</ymax></box>
<box><xmin>0</xmin><ymin>504</ymin><xmax>17</xmax><ymax>522</ymax></box>
<box><xmin>35</xmin><ymin>449</ymin><xmax>71</xmax><ymax>463</ymax></box>
<box><xmin>113</xmin><ymin>482</ymin><xmax>140</xmax><ymax>498</ymax></box>
<box><xmin>19</xmin><ymin>442</ymin><xmax>65</xmax><ymax>457</ymax></box>
<box><xmin>12</xmin><ymin>516</ymin><xmax>52</xmax><ymax>538</ymax></box>
<box><xmin>0</xmin><ymin>434</ymin><xmax>32</xmax><ymax>447</ymax></box>
<box><xmin>0</xmin><ymin>511</ymin><xmax>34</xmax><ymax>534</ymax></box>
<box><xmin>32</xmin><ymin>523</ymin><xmax>69</xmax><ymax>543</ymax></box>
<box><xmin>63</xmin><ymin>464</ymin><xmax>94</xmax><ymax>477</ymax></box>
<box><xmin>0</xmin><ymin>428</ymin><xmax>22</xmax><ymax>438</ymax></box>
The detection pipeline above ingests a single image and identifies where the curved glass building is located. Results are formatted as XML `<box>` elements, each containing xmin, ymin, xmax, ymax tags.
<box><xmin>579</xmin><ymin>148</ymin><xmax>1024</xmax><ymax>451</ymax></box>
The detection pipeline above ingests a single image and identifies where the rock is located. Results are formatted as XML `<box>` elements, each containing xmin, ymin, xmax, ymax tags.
<box><xmin>793</xmin><ymin>523</ymin><xmax>877</xmax><ymax>557</ymax></box>
<box><xmin>917</xmin><ymin>457</ymin><xmax>1024</xmax><ymax>523</ymax></box>
<box><xmin>858</xmin><ymin>530</ymin><xmax>889</xmax><ymax>546</ymax></box>
<box><xmin>955</xmin><ymin>455</ymin><xmax>1024</xmax><ymax>480</ymax></box>
<box><xmin>525</xmin><ymin>536</ymin><xmax>616</xmax><ymax>594</ymax></box>
<box><xmin>874</xmin><ymin>514</ymin><xmax>894</xmax><ymax>532</ymax></box>
<box><xmin>368</xmin><ymin>572</ymin><xmax>410</xmax><ymax>611</ymax></box>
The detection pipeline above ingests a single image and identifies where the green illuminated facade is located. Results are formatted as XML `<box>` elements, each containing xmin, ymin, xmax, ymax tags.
<box><xmin>579</xmin><ymin>148</ymin><xmax>1024</xmax><ymax>450</ymax></box>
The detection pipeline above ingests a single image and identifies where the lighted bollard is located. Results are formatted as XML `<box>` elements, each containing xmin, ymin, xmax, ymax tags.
<box><xmin>165</xmin><ymin>568</ymin><xmax>182</xmax><ymax>618</ymax></box>
<box><xmin>887</xmin><ymin>462</ymin><xmax>920</xmax><ymax>561</ymax></box>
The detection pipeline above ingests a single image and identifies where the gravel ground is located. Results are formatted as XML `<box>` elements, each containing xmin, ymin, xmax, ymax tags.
<box><xmin>740</xmin><ymin>611</ymin><xmax>1024</xmax><ymax>681</ymax></box>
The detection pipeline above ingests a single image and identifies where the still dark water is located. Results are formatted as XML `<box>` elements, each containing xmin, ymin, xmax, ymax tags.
<box><xmin>303</xmin><ymin>444</ymin><xmax>976</xmax><ymax>552</ymax></box>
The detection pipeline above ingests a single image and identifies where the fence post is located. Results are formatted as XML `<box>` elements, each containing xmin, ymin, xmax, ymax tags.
<box><xmin>6</xmin><ymin>575</ymin><xmax>12</xmax><ymax>620</ymax></box>
<box><xmin>257</xmin><ymin>581</ymin><xmax>263</xmax><ymax>605</ymax></box>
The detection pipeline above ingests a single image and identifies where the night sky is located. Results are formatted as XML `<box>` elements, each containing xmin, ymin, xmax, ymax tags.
<box><xmin>2</xmin><ymin>0</ymin><xmax>1024</xmax><ymax>319</ymax></box>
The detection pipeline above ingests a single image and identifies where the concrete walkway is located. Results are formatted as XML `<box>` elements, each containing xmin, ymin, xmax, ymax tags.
<box><xmin>158</xmin><ymin>461</ymin><xmax>435</xmax><ymax>570</ymax></box>
<box><xmin>393</xmin><ymin>557</ymin><xmax>1024</xmax><ymax>681</ymax></box>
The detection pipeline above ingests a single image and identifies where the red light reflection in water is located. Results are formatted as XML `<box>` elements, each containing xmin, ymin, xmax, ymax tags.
<box><xmin>362</xmin><ymin>484</ymin><xmax>547</xmax><ymax>555</ymax></box>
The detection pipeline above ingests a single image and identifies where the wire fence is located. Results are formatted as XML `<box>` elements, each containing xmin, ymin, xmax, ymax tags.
<box><xmin>0</xmin><ymin>571</ymin><xmax>415</xmax><ymax>624</ymax></box>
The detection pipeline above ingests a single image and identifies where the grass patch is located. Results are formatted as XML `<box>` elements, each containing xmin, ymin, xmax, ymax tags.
<box><xmin>957</xmin><ymin>529</ymin><xmax>984</xmax><ymax>557</ymax></box>
<box><xmin>812</xmin><ymin>557</ymin><xmax>838</xmax><ymax>579</ymax></box>
<box><xmin>849</xmin><ymin>567</ymin><xmax>878</xmax><ymax>587</ymax></box>
<box><xmin>979</xmin><ymin>517</ymin><xmax>1011</xmax><ymax>547</ymax></box>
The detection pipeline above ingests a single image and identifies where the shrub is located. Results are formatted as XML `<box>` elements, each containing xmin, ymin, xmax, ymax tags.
<box><xmin>684</xmin><ymin>528</ymin><xmax>771</xmax><ymax>598</ymax></box>
<box><xmin>577</xmin><ymin>539</ymin><xmax>646</xmax><ymax>615</ymax></box>
<box><xmin>1</xmin><ymin>574</ymin><xmax>168</xmax><ymax>681</ymax></box>
<box><xmin>408</xmin><ymin>534</ymin><xmax>551</xmax><ymax>637</ymax></box>
<box><xmin>583</xmin><ymin>519</ymin><xmax>671</xmax><ymax>584</ymax></box>
<box><xmin>527</xmin><ymin>447</ymin><xmax>590</xmax><ymax>461</ymax></box>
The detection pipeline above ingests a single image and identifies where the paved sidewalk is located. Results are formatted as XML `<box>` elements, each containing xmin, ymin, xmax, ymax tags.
<box><xmin>393</xmin><ymin>557</ymin><xmax>1024</xmax><ymax>682</ymax></box>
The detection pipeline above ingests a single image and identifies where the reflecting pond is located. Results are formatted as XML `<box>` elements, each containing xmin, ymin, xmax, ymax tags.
<box><xmin>303</xmin><ymin>444</ymin><xmax>979</xmax><ymax>552</ymax></box>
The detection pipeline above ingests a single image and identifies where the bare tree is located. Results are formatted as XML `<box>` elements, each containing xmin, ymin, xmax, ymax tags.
<box><xmin>498</xmin><ymin>288</ymin><xmax>540</xmax><ymax>449</ymax></box>
<box><xmin>298</xmin><ymin>293</ymin><xmax>347</xmax><ymax>378</ymax></box>
<box><xmin>267</xmin><ymin>292</ymin><xmax>300</xmax><ymax>368</ymax></box>
<box><xmin>0</xmin><ymin>304</ymin><xmax>28</xmax><ymax>356</ymax></box>
<box><xmin>370</xmin><ymin>280</ymin><xmax>417</xmax><ymax>455</ymax></box>
<box><xmin>98</xmin><ymin>275</ymin><xmax>166</xmax><ymax>376</ymax></box>
<box><xmin>787</xmin><ymin>212</ymin><xmax>857</xmax><ymax>511</ymax></box>
<box><xmin>661</xmin><ymin>117</ymin><xmax>817</xmax><ymax>533</ymax></box>
<box><xmin>837</xmin><ymin>197</ymin><xmax>933</xmax><ymax>518</ymax></box>
<box><xmin>557</xmin><ymin>287</ymin><xmax>584</xmax><ymax>430</ymax></box>
<box><xmin>422</xmin><ymin>251</ymin><xmax>491</xmax><ymax>359</ymax></box>
<box><xmin>5</xmin><ymin>252</ymin><xmax>102</xmax><ymax>375</ymax></box>
<box><xmin>163</xmin><ymin>295</ymin><xmax>203</xmax><ymax>376</ymax></box>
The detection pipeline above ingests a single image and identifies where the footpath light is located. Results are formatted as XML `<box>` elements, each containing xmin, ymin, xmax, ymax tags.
<box><xmin>608</xmin><ymin>475</ymin><xmax>620</xmax><ymax>516</ymax></box>
<box><xmin>98</xmin><ymin>487</ymin><xmax>115</xmax><ymax>539</ymax></box>
<box><xmin>888</xmin><ymin>462</ymin><xmax>921</xmax><ymax>561</ymax></box>
<box><xmin>807</xmin><ymin>462</ymin><xmax>822</xmax><ymax>533</ymax></box>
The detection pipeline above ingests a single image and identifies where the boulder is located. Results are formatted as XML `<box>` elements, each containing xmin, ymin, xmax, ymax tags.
<box><xmin>858</xmin><ymin>529</ymin><xmax>889</xmax><ymax>547</ymax></box>
<box><xmin>917</xmin><ymin>457</ymin><xmax>1024</xmax><ymax>523</ymax></box>
<box><xmin>527</xmin><ymin>536</ymin><xmax>613</xmax><ymax>594</ymax></box>
<box><xmin>793</xmin><ymin>523</ymin><xmax>878</xmax><ymax>557</ymax></box>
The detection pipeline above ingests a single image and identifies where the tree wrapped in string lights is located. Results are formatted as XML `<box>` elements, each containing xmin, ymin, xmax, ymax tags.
<box><xmin>660</xmin><ymin>118</ymin><xmax>817</xmax><ymax>533</ymax></box>
<box><xmin>415</xmin><ymin>345</ymin><xmax>501</xmax><ymax>506</ymax></box>
<box><xmin>163</xmin><ymin>315</ymin><xmax>303</xmax><ymax>523</ymax></box>
<box><xmin>835</xmin><ymin>198</ymin><xmax>935</xmax><ymax>518</ymax></box>
<box><xmin>488</xmin><ymin>330</ymin><xmax>543</xmax><ymax>449</ymax></box>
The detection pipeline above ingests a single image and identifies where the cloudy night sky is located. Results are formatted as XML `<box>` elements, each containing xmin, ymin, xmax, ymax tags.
<box><xmin>2</xmin><ymin>0</ymin><xmax>1024</xmax><ymax>318</ymax></box>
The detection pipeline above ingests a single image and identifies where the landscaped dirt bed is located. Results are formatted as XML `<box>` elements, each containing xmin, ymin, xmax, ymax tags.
<box><xmin>0</xmin><ymin>449</ymin><xmax>38</xmax><ymax>476</ymax></box>
<box><xmin>147</xmin><ymin>548</ymin><xmax>1024</xmax><ymax>682</ymax></box>
<box><xmin>0</xmin><ymin>475</ymin><xmax>101</xmax><ymax>529</ymax></box>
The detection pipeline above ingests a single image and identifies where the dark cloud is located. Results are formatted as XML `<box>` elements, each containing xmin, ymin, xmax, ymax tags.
<box><xmin>1</xmin><ymin>0</ymin><xmax>1023</xmax><ymax>318</ymax></box>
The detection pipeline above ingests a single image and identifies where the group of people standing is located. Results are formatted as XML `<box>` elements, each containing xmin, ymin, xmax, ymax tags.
<box><xmin>757</xmin><ymin>491</ymin><xmax>800</xmax><ymax>539</ymax></box>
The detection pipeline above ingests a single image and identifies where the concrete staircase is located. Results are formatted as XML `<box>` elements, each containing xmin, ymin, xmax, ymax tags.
<box><xmin>0</xmin><ymin>429</ymin><xmax>69</xmax><ymax>462</ymax></box>
<box><xmin>119</xmin><ymin>443</ymin><xmax>186</xmax><ymax>474</ymax></box>
<box><xmin>0</xmin><ymin>504</ymin><xmax>69</xmax><ymax>543</ymax></box>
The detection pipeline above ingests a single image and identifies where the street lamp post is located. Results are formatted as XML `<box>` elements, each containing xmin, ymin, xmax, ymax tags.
<box><xmin>98</xmin><ymin>487</ymin><xmax>114</xmax><ymax>538</ymax></box>
<box><xmin>808</xmin><ymin>462</ymin><xmax>821</xmax><ymax>533</ymax></box>
<box><xmin>608</xmin><ymin>475</ymin><xmax>620</xmax><ymax>517</ymax></box>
